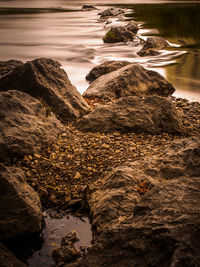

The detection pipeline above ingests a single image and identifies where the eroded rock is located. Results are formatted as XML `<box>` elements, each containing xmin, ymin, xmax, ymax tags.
<box><xmin>0</xmin><ymin>58</ymin><xmax>90</xmax><ymax>123</ymax></box>
<box><xmin>85</xmin><ymin>60</ymin><xmax>130</xmax><ymax>82</ymax></box>
<box><xmin>0</xmin><ymin>90</ymin><xmax>63</xmax><ymax>160</ymax></box>
<box><xmin>0</xmin><ymin>164</ymin><xmax>42</xmax><ymax>240</ymax></box>
<box><xmin>137</xmin><ymin>36</ymin><xmax>169</xmax><ymax>57</ymax></box>
<box><xmin>76</xmin><ymin>96</ymin><xmax>182</xmax><ymax>134</ymax></box>
<box><xmin>81</xmin><ymin>5</ymin><xmax>98</xmax><ymax>11</ymax></box>
<box><xmin>83</xmin><ymin>63</ymin><xmax>175</xmax><ymax>102</ymax></box>
<box><xmin>0</xmin><ymin>60</ymin><xmax>23</xmax><ymax>78</ymax></box>
<box><xmin>99</xmin><ymin>8</ymin><xmax>125</xmax><ymax>19</ymax></box>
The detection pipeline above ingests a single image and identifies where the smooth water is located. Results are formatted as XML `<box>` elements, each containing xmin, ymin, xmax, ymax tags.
<box><xmin>0</xmin><ymin>0</ymin><xmax>200</xmax><ymax>101</ymax></box>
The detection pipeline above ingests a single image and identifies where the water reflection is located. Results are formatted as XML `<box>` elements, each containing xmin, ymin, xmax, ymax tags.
<box><xmin>0</xmin><ymin>0</ymin><xmax>200</xmax><ymax>101</ymax></box>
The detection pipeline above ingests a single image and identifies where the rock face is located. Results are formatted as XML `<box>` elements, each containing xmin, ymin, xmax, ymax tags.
<box><xmin>0</xmin><ymin>90</ymin><xmax>63</xmax><ymax>160</ymax></box>
<box><xmin>52</xmin><ymin>231</ymin><xmax>81</xmax><ymax>265</ymax></box>
<box><xmin>83</xmin><ymin>64</ymin><xmax>175</xmax><ymax>102</ymax></box>
<box><xmin>137</xmin><ymin>36</ymin><xmax>169</xmax><ymax>57</ymax></box>
<box><xmin>98</xmin><ymin>8</ymin><xmax>125</xmax><ymax>19</ymax></box>
<box><xmin>0</xmin><ymin>243</ymin><xmax>27</xmax><ymax>267</ymax></box>
<box><xmin>0</xmin><ymin>164</ymin><xmax>42</xmax><ymax>240</ymax></box>
<box><xmin>77</xmin><ymin>96</ymin><xmax>182</xmax><ymax>134</ymax></box>
<box><xmin>0</xmin><ymin>58</ymin><xmax>90</xmax><ymax>123</ymax></box>
<box><xmin>85</xmin><ymin>60</ymin><xmax>130</xmax><ymax>82</ymax></box>
<box><xmin>75</xmin><ymin>138</ymin><xmax>200</xmax><ymax>267</ymax></box>
<box><xmin>0</xmin><ymin>60</ymin><xmax>23</xmax><ymax>78</ymax></box>
<box><xmin>103</xmin><ymin>22</ymin><xmax>139</xmax><ymax>43</ymax></box>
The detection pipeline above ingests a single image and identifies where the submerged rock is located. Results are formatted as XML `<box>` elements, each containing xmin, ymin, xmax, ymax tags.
<box><xmin>0</xmin><ymin>60</ymin><xmax>23</xmax><ymax>78</ymax></box>
<box><xmin>103</xmin><ymin>22</ymin><xmax>139</xmax><ymax>43</ymax></box>
<box><xmin>76</xmin><ymin>96</ymin><xmax>182</xmax><ymax>134</ymax></box>
<box><xmin>0</xmin><ymin>164</ymin><xmax>42</xmax><ymax>240</ymax></box>
<box><xmin>0</xmin><ymin>58</ymin><xmax>90</xmax><ymax>123</ymax></box>
<box><xmin>0</xmin><ymin>90</ymin><xmax>63</xmax><ymax>160</ymax></box>
<box><xmin>85</xmin><ymin>60</ymin><xmax>130</xmax><ymax>82</ymax></box>
<box><xmin>137</xmin><ymin>36</ymin><xmax>169</xmax><ymax>57</ymax></box>
<box><xmin>52</xmin><ymin>231</ymin><xmax>81</xmax><ymax>265</ymax></box>
<box><xmin>83</xmin><ymin>63</ymin><xmax>175</xmax><ymax>102</ymax></box>
<box><xmin>0</xmin><ymin>242</ymin><xmax>27</xmax><ymax>267</ymax></box>
<box><xmin>99</xmin><ymin>8</ymin><xmax>125</xmax><ymax>19</ymax></box>
<box><xmin>81</xmin><ymin>5</ymin><xmax>98</xmax><ymax>11</ymax></box>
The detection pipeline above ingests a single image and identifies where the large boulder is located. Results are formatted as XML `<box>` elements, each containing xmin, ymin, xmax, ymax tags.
<box><xmin>0</xmin><ymin>60</ymin><xmax>23</xmax><ymax>79</ymax></box>
<box><xmin>76</xmin><ymin>96</ymin><xmax>182</xmax><ymax>134</ymax></box>
<box><xmin>0</xmin><ymin>58</ymin><xmax>90</xmax><ymax>123</ymax></box>
<box><xmin>0</xmin><ymin>164</ymin><xmax>42</xmax><ymax>240</ymax></box>
<box><xmin>75</xmin><ymin>138</ymin><xmax>200</xmax><ymax>266</ymax></box>
<box><xmin>103</xmin><ymin>22</ymin><xmax>139</xmax><ymax>43</ymax></box>
<box><xmin>83</xmin><ymin>63</ymin><xmax>175</xmax><ymax>102</ymax></box>
<box><xmin>0</xmin><ymin>243</ymin><xmax>27</xmax><ymax>267</ymax></box>
<box><xmin>0</xmin><ymin>90</ymin><xmax>63</xmax><ymax>160</ymax></box>
<box><xmin>85</xmin><ymin>60</ymin><xmax>130</xmax><ymax>82</ymax></box>
<box><xmin>137</xmin><ymin>36</ymin><xmax>169</xmax><ymax>57</ymax></box>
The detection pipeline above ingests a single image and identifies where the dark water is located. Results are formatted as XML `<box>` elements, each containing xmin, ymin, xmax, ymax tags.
<box><xmin>0</xmin><ymin>0</ymin><xmax>200</xmax><ymax>101</ymax></box>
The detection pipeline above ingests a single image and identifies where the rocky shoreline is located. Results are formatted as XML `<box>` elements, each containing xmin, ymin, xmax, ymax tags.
<box><xmin>0</xmin><ymin>6</ymin><xmax>200</xmax><ymax>267</ymax></box>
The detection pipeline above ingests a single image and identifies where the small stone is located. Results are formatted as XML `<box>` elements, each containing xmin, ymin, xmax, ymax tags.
<box><xmin>73</xmin><ymin>172</ymin><xmax>82</xmax><ymax>179</ymax></box>
<box><xmin>101</xmin><ymin>143</ymin><xmax>110</xmax><ymax>149</ymax></box>
<box><xmin>34</xmin><ymin>153</ymin><xmax>41</xmax><ymax>159</ymax></box>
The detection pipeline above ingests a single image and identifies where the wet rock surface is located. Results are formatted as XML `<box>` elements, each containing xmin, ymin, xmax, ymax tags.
<box><xmin>81</xmin><ymin>5</ymin><xmax>98</xmax><ymax>11</ymax></box>
<box><xmin>85</xmin><ymin>60</ymin><xmax>130</xmax><ymax>83</ymax></box>
<box><xmin>0</xmin><ymin>242</ymin><xmax>27</xmax><ymax>267</ymax></box>
<box><xmin>83</xmin><ymin>63</ymin><xmax>175</xmax><ymax>102</ymax></box>
<box><xmin>137</xmin><ymin>36</ymin><xmax>169</xmax><ymax>57</ymax></box>
<box><xmin>0</xmin><ymin>60</ymin><xmax>23</xmax><ymax>78</ymax></box>
<box><xmin>0</xmin><ymin>58</ymin><xmax>90</xmax><ymax>123</ymax></box>
<box><xmin>76</xmin><ymin>96</ymin><xmax>182</xmax><ymax>134</ymax></box>
<box><xmin>52</xmin><ymin>231</ymin><xmax>81</xmax><ymax>266</ymax></box>
<box><xmin>98</xmin><ymin>8</ymin><xmax>125</xmax><ymax>19</ymax></box>
<box><xmin>103</xmin><ymin>21</ymin><xmax>139</xmax><ymax>43</ymax></box>
<box><xmin>0</xmin><ymin>164</ymin><xmax>42</xmax><ymax>240</ymax></box>
<box><xmin>0</xmin><ymin>90</ymin><xmax>63</xmax><ymax>160</ymax></box>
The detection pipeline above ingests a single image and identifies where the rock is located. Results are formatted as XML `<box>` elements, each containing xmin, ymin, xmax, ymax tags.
<box><xmin>85</xmin><ymin>60</ymin><xmax>130</xmax><ymax>82</ymax></box>
<box><xmin>0</xmin><ymin>164</ymin><xmax>42</xmax><ymax>240</ymax></box>
<box><xmin>0</xmin><ymin>90</ymin><xmax>63</xmax><ymax>160</ymax></box>
<box><xmin>52</xmin><ymin>231</ymin><xmax>81</xmax><ymax>265</ymax></box>
<box><xmin>137</xmin><ymin>36</ymin><xmax>169</xmax><ymax>57</ymax></box>
<box><xmin>75</xmin><ymin>138</ymin><xmax>200</xmax><ymax>266</ymax></box>
<box><xmin>79</xmin><ymin>178</ymin><xmax>200</xmax><ymax>267</ymax></box>
<box><xmin>99</xmin><ymin>8</ymin><xmax>125</xmax><ymax>19</ymax></box>
<box><xmin>103</xmin><ymin>21</ymin><xmax>139</xmax><ymax>43</ymax></box>
<box><xmin>0</xmin><ymin>60</ymin><xmax>23</xmax><ymax>78</ymax></box>
<box><xmin>76</xmin><ymin>96</ymin><xmax>182</xmax><ymax>134</ymax></box>
<box><xmin>0</xmin><ymin>58</ymin><xmax>90</xmax><ymax>123</ymax></box>
<box><xmin>144</xmin><ymin>137</ymin><xmax>200</xmax><ymax>179</ymax></box>
<box><xmin>81</xmin><ymin>5</ymin><xmax>98</xmax><ymax>11</ymax></box>
<box><xmin>0</xmin><ymin>242</ymin><xmax>27</xmax><ymax>267</ymax></box>
<box><xmin>83</xmin><ymin>63</ymin><xmax>175</xmax><ymax>102</ymax></box>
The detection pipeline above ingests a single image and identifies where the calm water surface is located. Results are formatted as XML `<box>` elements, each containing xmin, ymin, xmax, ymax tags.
<box><xmin>0</xmin><ymin>0</ymin><xmax>200</xmax><ymax>101</ymax></box>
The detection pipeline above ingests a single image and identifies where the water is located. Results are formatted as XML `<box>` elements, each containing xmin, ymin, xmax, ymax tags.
<box><xmin>27</xmin><ymin>214</ymin><xmax>92</xmax><ymax>267</ymax></box>
<box><xmin>0</xmin><ymin>0</ymin><xmax>200</xmax><ymax>101</ymax></box>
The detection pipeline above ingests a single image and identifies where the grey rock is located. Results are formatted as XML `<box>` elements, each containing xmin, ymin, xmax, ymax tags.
<box><xmin>103</xmin><ymin>21</ymin><xmax>139</xmax><ymax>43</ymax></box>
<box><xmin>0</xmin><ymin>242</ymin><xmax>27</xmax><ymax>267</ymax></box>
<box><xmin>0</xmin><ymin>58</ymin><xmax>90</xmax><ymax>123</ymax></box>
<box><xmin>76</xmin><ymin>96</ymin><xmax>182</xmax><ymax>134</ymax></box>
<box><xmin>83</xmin><ymin>64</ymin><xmax>175</xmax><ymax>102</ymax></box>
<box><xmin>137</xmin><ymin>36</ymin><xmax>169</xmax><ymax>57</ymax></box>
<box><xmin>0</xmin><ymin>90</ymin><xmax>63</xmax><ymax>160</ymax></box>
<box><xmin>52</xmin><ymin>231</ymin><xmax>81</xmax><ymax>265</ymax></box>
<box><xmin>0</xmin><ymin>164</ymin><xmax>42</xmax><ymax>240</ymax></box>
<box><xmin>85</xmin><ymin>60</ymin><xmax>130</xmax><ymax>82</ymax></box>
<box><xmin>0</xmin><ymin>60</ymin><xmax>23</xmax><ymax>78</ymax></box>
